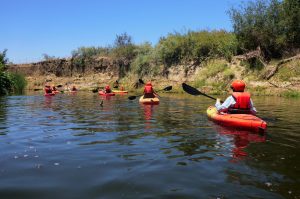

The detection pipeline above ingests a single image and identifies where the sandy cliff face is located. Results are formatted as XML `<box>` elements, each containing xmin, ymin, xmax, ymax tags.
<box><xmin>8</xmin><ymin>57</ymin><xmax>119</xmax><ymax>77</ymax></box>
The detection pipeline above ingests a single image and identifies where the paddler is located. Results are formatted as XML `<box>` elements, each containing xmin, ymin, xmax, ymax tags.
<box><xmin>113</xmin><ymin>80</ymin><xmax>119</xmax><ymax>89</ymax></box>
<box><xmin>104</xmin><ymin>85</ymin><xmax>112</xmax><ymax>93</ymax></box>
<box><xmin>71</xmin><ymin>85</ymin><xmax>77</xmax><ymax>91</ymax></box>
<box><xmin>215</xmin><ymin>80</ymin><xmax>257</xmax><ymax>115</ymax></box>
<box><xmin>143</xmin><ymin>82</ymin><xmax>156</xmax><ymax>98</ymax></box>
<box><xmin>44</xmin><ymin>84</ymin><xmax>53</xmax><ymax>94</ymax></box>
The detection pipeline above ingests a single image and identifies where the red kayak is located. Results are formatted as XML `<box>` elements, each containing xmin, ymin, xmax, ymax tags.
<box><xmin>207</xmin><ymin>106</ymin><xmax>267</xmax><ymax>133</ymax></box>
<box><xmin>98</xmin><ymin>91</ymin><xmax>115</xmax><ymax>96</ymax></box>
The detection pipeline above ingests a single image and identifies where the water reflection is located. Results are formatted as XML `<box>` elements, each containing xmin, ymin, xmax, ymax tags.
<box><xmin>0</xmin><ymin>97</ymin><xmax>7</xmax><ymax>135</ymax></box>
<box><xmin>142</xmin><ymin>104</ymin><xmax>155</xmax><ymax>129</ymax></box>
<box><xmin>213</xmin><ymin>125</ymin><xmax>266</xmax><ymax>161</ymax></box>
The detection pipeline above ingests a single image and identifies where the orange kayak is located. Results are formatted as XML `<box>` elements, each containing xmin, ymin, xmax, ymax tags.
<box><xmin>207</xmin><ymin>106</ymin><xmax>267</xmax><ymax>133</ymax></box>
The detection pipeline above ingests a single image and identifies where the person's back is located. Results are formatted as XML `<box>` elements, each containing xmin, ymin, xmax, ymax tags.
<box><xmin>215</xmin><ymin>80</ymin><xmax>257</xmax><ymax>115</ymax></box>
<box><xmin>143</xmin><ymin>82</ymin><xmax>155</xmax><ymax>98</ymax></box>
<box><xmin>105</xmin><ymin>85</ymin><xmax>111</xmax><ymax>93</ymax></box>
<box><xmin>44</xmin><ymin>85</ymin><xmax>52</xmax><ymax>94</ymax></box>
<box><xmin>71</xmin><ymin>86</ymin><xmax>77</xmax><ymax>91</ymax></box>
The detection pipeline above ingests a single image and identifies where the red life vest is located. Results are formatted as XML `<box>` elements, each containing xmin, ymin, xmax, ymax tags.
<box><xmin>105</xmin><ymin>86</ymin><xmax>111</xmax><ymax>93</ymax></box>
<box><xmin>231</xmin><ymin>92</ymin><xmax>251</xmax><ymax>109</ymax></box>
<box><xmin>45</xmin><ymin>87</ymin><xmax>52</xmax><ymax>94</ymax></box>
<box><xmin>144</xmin><ymin>85</ymin><xmax>154</xmax><ymax>94</ymax></box>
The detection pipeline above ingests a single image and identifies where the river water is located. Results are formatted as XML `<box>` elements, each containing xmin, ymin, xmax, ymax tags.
<box><xmin>0</xmin><ymin>92</ymin><xmax>299</xmax><ymax>199</ymax></box>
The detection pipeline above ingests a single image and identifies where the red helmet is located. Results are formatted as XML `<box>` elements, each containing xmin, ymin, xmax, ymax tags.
<box><xmin>231</xmin><ymin>80</ymin><xmax>246</xmax><ymax>92</ymax></box>
<box><xmin>146</xmin><ymin>82</ymin><xmax>152</xmax><ymax>86</ymax></box>
<box><xmin>105</xmin><ymin>85</ymin><xmax>110</xmax><ymax>89</ymax></box>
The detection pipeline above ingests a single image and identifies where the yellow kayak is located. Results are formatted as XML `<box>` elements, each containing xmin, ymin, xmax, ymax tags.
<box><xmin>139</xmin><ymin>95</ymin><xmax>159</xmax><ymax>105</ymax></box>
<box><xmin>112</xmin><ymin>90</ymin><xmax>128</xmax><ymax>94</ymax></box>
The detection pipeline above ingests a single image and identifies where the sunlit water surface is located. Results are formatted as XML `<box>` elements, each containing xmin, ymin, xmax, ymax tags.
<box><xmin>0</xmin><ymin>92</ymin><xmax>299</xmax><ymax>199</ymax></box>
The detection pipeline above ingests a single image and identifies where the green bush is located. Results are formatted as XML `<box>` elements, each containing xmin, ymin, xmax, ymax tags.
<box><xmin>130</xmin><ymin>42</ymin><xmax>160</xmax><ymax>77</ymax></box>
<box><xmin>156</xmin><ymin>30</ymin><xmax>238</xmax><ymax>67</ymax></box>
<box><xmin>0</xmin><ymin>72</ymin><xmax>12</xmax><ymax>95</ymax></box>
<box><xmin>0</xmin><ymin>49</ymin><xmax>27</xmax><ymax>95</ymax></box>
<box><xmin>229</xmin><ymin>0</ymin><xmax>300</xmax><ymax>58</ymax></box>
<box><xmin>281</xmin><ymin>90</ymin><xmax>300</xmax><ymax>98</ymax></box>
<box><xmin>197</xmin><ymin>59</ymin><xmax>228</xmax><ymax>78</ymax></box>
<box><xmin>9</xmin><ymin>73</ymin><xmax>27</xmax><ymax>94</ymax></box>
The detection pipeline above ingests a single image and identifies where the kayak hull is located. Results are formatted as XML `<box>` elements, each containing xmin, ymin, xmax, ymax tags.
<box><xmin>44</xmin><ymin>93</ymin><xmax>55</xmax><ymax>96</ymax></box>
<box><xmin>207</xmin><ymin>106</ymin><xmax>267</xmax><ymax>133</ymax></box>
<box><xmin>139</xmin><ymin>96</ymin><xmax>159</xmax><ymax>105</ymax></box>
<box><xmin>112</xmin><ymin>90</ymin><xmax>128</xmax><ymax>94</ymax></box>
<box><xmin>98</xmin><ymin>91</ymin><xmax>115</xmax><ymax>96</ymax></box>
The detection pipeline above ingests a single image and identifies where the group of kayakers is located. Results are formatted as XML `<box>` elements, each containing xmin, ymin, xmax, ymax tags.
<box><xmin>45</xmin><ymin>79</ymin><xmax>257</xmax><ymax>115</ymax></box>
<box><xmin>44</xmin><ymin>84</ymin><xmax>77</xmax><ymax>95</ymax></box>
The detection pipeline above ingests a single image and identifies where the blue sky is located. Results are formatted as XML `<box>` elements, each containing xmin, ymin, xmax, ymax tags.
<box><xmin>1</xmin><ymin>0</ymin><xmax>246</xmax><ymax>63</ymax></box>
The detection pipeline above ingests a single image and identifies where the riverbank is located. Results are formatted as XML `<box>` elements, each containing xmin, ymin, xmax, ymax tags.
<box><xmin>11</xmin><ymin>55</ymin><xmax>300</xmax><ymax>97</ymax></box>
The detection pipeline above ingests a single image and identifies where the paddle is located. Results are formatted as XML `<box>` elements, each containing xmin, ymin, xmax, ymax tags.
<box><xmin>128</xmin><ymin>86</ymin><xmax>172</xmax><ymax>100</ymax></box>
<box><xmin>113</xmin><ymin>80</ymin><xmax>119</xmax><ymax>89</ymax></box>
<box><xmin>92</xmin><ymin>87</ymin><xmax>99</xmax><ymax>93</ymax></box>
<box><xmin>139</xmin><ymin>79</ymin><xmax>145</xmax><ymax>84</ymax></box>
<box><xmin>182</xmin><ymin>83</ymin><xmax>222</xmax><ymax>102</ymax></box>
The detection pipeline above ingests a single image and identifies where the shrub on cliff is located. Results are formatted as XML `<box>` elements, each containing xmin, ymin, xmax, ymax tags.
<box><xmin>156</xmin><ymin>30</ymin><xmax>238</xmax><ymax>67</ymax></box>
<box><xmin>229</xmin><ymin>0</ymin><xmax>300</xmax><ymax>58</ymax></box>
<box><xmin>111</xmin><ymin>32</ymin><xmax>137</xmax><ymax>62</ymax></box>
<box><xmin>131</xmin><ymin>42</ymin><xmax>160</xmax><ymax>77</ymax></box>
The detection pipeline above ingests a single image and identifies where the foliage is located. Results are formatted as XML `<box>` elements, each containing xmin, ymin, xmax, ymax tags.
<box><xmin>0</xmin><ymin>50</ymin><xmax>11</xmax><ymax>95</ymax></box>
<box><xmin>0</xmin><ymin>50</ymin><xmax>27</xmax><ymax>95</ymax></box>
<box><xmin>71</xmin><ymin>46</ymin><xmax>111</xmax><ymax>58</ymax></box>
<box><xmin>42</xmin><ymin>54</ymin><xmax>56</xmax><ymax>61</ymax></box>
<box><xmin>0</xmin><ymin>49</ymin><xmax>8</xmax><ymax>71</ymax></box>
<box><xmin>274</xmin><ymin>60</ymin><xmax>300</xmax><ymax>81</ymax></box>
<box><xmin>281</xmin><ymin>90</ymin><xmax>300</xmax><ymax>98</ymax></box>
<box><xmin>241</xmin><ymin>57</ymin><xmax>265</xmax><ymax>71</ymax></box>
<box><xmin>9</xmin><ymin>73</ymin><xmax>27</xmax><ymax>94</ymax></box>
<box><xmin>197</xmin><ymin>59</ymin><xmax>228</xmax><ymax>79</ymax></box>
<box><xmin>156</xmin><ymin>30</ymin><xmax>238</xmax><ymax>67</ymax></box>
<box><xmin>130</xmin><ymin>42</ymin><xmax>160</xmax><ymax>77</ymax></box>
<box><xmin>282</xmin><ymin>0</ymin><xmax>300</xmax><ymax>49</ymax></box>
<box><xmin>229</xmin><ymin>0</ymin><xmax>300</xmax><ymax>58</ymax></box>
<box><xmin>0</xmin><ymin>72</ymin><xmax>12</xmax><ymax>95</ymax></box>
<box><xmin>112</xmin><ymin>32</ymin><xmax>137</xmax><ymax>61</ymax></box>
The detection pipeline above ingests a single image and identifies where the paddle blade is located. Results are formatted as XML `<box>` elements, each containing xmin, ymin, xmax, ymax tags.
<box><xmin>128</xmin><ymin>96</ymin><xmax>137</xmax><ymax>100</ymax></box>
<box><xmin>182</xmin><ymin>83</ymin><xmax>218</xmax><ymax>101</ymax></box>
<box><xmin>182</xmin><ymin>83</ymin><xmax>202</xmax><ymax>96</ymax></box>
<box><xmin>92</xmin><ymin>88</ymin><xmax>98</xmax><ymax>93</ymax></box>
<box><xmin>139</xmin><ymin>79</ymin><xmax>145</xmax><ymax>84</ymax></box>
<box><xmin>163</xmin><ymin>86</ymin><xmax>172</xmax><ymax>91</ymax></box>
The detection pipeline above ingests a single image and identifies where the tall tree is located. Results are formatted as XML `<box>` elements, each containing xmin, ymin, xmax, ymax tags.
<box><xmin>282</xmin><ymin>0</ymin><xmax>300</xmax><ymax>48</ymax></box>
<box><xmin>229</xmin><ymin>0</ymin><xmax>284</xmax><ymax>58</ymax></box>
